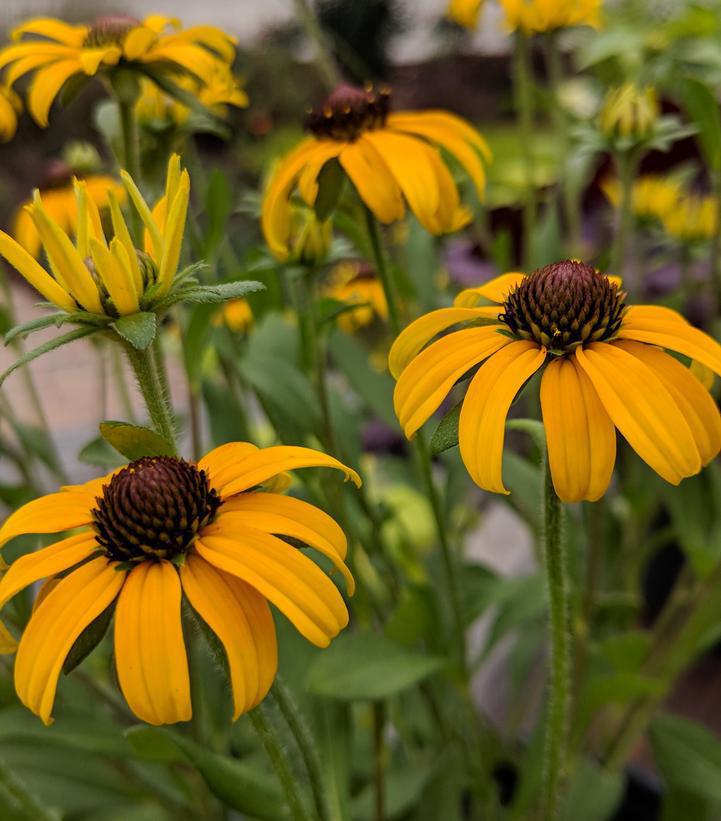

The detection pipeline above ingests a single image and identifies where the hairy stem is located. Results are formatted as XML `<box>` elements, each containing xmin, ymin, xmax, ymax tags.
<box><xmin>124</xmin><ymin>343</ymin><xmax>177</xmax><ymax>450</ymax></box>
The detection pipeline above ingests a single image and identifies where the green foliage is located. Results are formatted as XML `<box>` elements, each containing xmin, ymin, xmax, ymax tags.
<box><xmin>99</xmin><ymin>422</ymin><xmax>175</xmax><ymax>461</ymax></box>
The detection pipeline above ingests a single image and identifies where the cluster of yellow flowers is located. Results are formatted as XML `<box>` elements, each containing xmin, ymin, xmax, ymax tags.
<box><xmin>447</xmin><ymin>0</ymin><xmax>601</xmax><ymax>33</ymax></box>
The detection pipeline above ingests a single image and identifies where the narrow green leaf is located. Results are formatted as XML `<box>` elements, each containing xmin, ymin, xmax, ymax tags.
<box><xmin>63</xmin><ymin>603</ymin><xmax>115</xmax><ymax>674</ymax></box>
<box><xmin>306</xmin><ymin>631</ymin><xmax>444</xmax><ymax>700</ymax></box>
<box><xmin>314</xmin><ymin>158</ymin><xmax>345</xmax><ymax>221</ymax></box>
<box><xmin>77</xmin><ymin>436</ymin><xmax>126</xmax><ymax>468</ymax></box>
<box><xmin>679</xmin><ymin>78</ymin><xmax>721</xmax><ymax>171</ymax></box>
<box><xmin>430</xmin><ymin>402</ymin><xmax>461</xmax><ymax>455</ymax></box>
<box><xmin>110</xmin><ymin>312</ymin><xmax>156</xmax><ymax>350</ymax></box>
<box><xmin>170</xmin><ymin>280</ymin><xmax>264</xmax><ymax>306</ymax></box>
<box><xmin>99</xmin><ymin>421</ymin><xmax>175</xmax><ymax>461</ymax></box>
<box><xmin>0</xmin><ymin>327</ymin><xmax>99</xmax><ymax>386</ymax></box>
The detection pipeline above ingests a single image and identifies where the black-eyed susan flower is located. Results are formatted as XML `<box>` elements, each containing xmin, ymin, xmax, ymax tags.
<box><xmin>214</xmin><ymin>298</ymin><xmax>253</xmax><ymax>333</ymax></box>
<box><xmin>261</xmin><ymin>83</ymin><xmax>490</xmax><ymax>259</ymax></box>
<box><xmin>0</xmin><ymin>154</ymin><xmax>188</xmax><ymax>317</ymax></box>
<box><xmin>499</xmin><ymin>0</ymin><xmax>602</xmax><ymax>33</ymax></box>
<box><xmin>12</xmin><ymin>164</ymin><xmax>126</xmax><ymax>260</ymax></box>
<box><xmin>324</xmin><ymin>261</ymin><xmax>388</xmax><ymax>332</ymax></box>
<box><xmin>390</xmin><ymin>259</ymin><xmax>721</xmax><ymax>503</ymax></box>
<box><xmin>447</xmin><ymin>0</ymin><xmax>485</xmax><ymax>29</ymax></box>
<box><xmin>0</xmin><ymin>443</ymin><xmax>360</xmax><ymax>725</ymax></box>
<box><xmin>0</xmin><ymin>15</ymin><xmax>236</xmax><ymax>127</ymax></box>
<box><xmin>0</xmin><ymin>83</ymin><xmax>21</xmax><ymax>141</ymax></box>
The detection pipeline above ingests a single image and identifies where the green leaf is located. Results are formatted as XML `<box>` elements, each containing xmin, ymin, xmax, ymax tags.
<box><xmin>678</xmin><ymin>78</ymin><xmax>721</xmax><ymax>171</ymax></box>
<box><xmin>306</xmin><ymin>631</ymin><xmax>444</xmax><ymax>700</ymax></box>
<box><xmin>99</xmin><ymin>421</ymin><xmax>175</xmax><ymax>461</ymax></box>
<box><xmin>430</xmin><ymin>402</ymin><xmax>461</xmax><ymax>455</ymax></box>
<box><xmin>63</xmin><ymin>603</ymin><xmax>114</xmax><ymax>674</ymax></box>
<box><xmin>0</xmin><ymin>327</ymin><xmax>99</xmax><ymax>387</ymax></box>
<box><xmin>651</xmin><ymin>714</ymin><xmax>721</xmax><ymax>803</ymax></box>
<box><xmin>314</xmin><ymin>158</ymin><xmax>345</xmax><ymax>221</ymax></box>
<box><xmin>78</xmin><ymin>436</ymin><xmax>126</xmax><ymax>468</ymax></box>
<box><xmin>167</xmin><ymin>280</ymin><xmax>264</xmax><ymax>306</ymax></box>
<box><xmin>561</xmin><ymin>758</ymin><xmax>623</xmax><ymax>821</ymax></box>
<box><xmin>111</xmin><ymin>312</ymin><xmax>156</xmax><ymax>350</ymax></box>
<box><xmin>4</xmin><ymin>312</ymin><xmax>107</xmax><ymax>345</ymax></box>
<box><xmin>125</xmin><ymin>726</ymin><xmax>285</xmax><ymax>819</ymax></box>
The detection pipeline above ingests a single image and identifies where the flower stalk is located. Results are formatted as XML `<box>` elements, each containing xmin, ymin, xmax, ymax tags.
<box><xmin>123</xmin><ymin>343</ymin><xmax>177</xmax><ymax>450</ymax></box>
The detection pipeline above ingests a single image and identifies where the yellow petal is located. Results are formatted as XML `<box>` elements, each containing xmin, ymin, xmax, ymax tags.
<box><xmin>157</xmin><ymin>171</ymin><xmax>190</xmax><ymax>295</ymax></box>
<box><xmin>170</xmin><ymin>25</ymin><xmax>237</xmax><ymax>62</ymax></box>
<box><xmin>0</xmin><ymin>490</ymin><xmax>93</xmax><ymax>549</ymax></box>
<box><xmin>0</xmin><ymin>532</ymin><xmax>97</xmax><ymax>610</ymax></box>
<box><xmin>575</xmin><ymin>343</ymin><xmax>701</xmax><ymax>485</ymax></box>
<box><xmin>90</xmin><ymin>237</ymin><xmax>139</xmax><ymax>315</ymax></box>
<box><xmin>0</xmin><ymin>230</ymin><xmax>75</xmax><ymax>310</ymax></box>
<box><xmin>107</xmin><ymin>190</ymin><xmax>142</xmax><ymax>295</ymax></box>
<box><xmin>212</xmin><ymin>491</ymin><xmax>355</xmax><ymax>594</ymax></box>
<box><xmin>394</xmin><ymin>326</ymin><xmax>508</xmax><ymax>438</ymax></box>
<box><xmin>120</xmin><ymin>170</ymin><xmax>163</xmax><ymax>255</ymax></box>
<box><xmin>618</xmin><ymin>308</ymin><xmax>721</xmax><ymax>377</ymax></box>
<box><xmin>163</xmin><ymin>154</ymin><xmax>181</xmax><ymax>216</ymax></box>
<box><xmin>614</xmin><ymin>341</ymin><xmax>721</xmax><ymax>467</ymax></box>
<box><xmin>387</xmin><ymin>110</ymin><xmax>492</xmax><ymax>162</ymax></box>
<box><xmin>541</xmin><ymin>356</ymin><xmax>616</xmax><ymax>503</ymax></box>
<box><xmin>197</xmin><ymin>530</ymin><xmax>348</xmax><ymax>647</ymax></box>
<box><xmin>459</xmin><ymin>341</ymin><xmax>546</xmax><ymax>493</ymax></box>
<box><xmin>388</xmin><ymin>306</ymin><xmax>501</xmax><ymax>379</ymax></box>
<box><xmin>14</xmin><ymin>557</ymin><xmax>124</xmax><ymax>724</ymax></box>
<box><xmin>181</xmin><ymin>555</ymin><xmax>277</xmax><ymax>719</ymax></box>
<box><xmin>197</xmin><ymin>442</ymin><xmax>259</xmax><ymax>491</ymax></box>
<box><xmin>142</xmin><ymin>43</ymin><xmax>219</xmax><ymax>84</ymax></box>
<box><xmin>11</xmin><ymin>18</ymin><xmax>87</xmax><ymax>47</ymax></box>
<box><xmin>454</xmin><ymin>272</ymin><xmax>526</xmax><ymax>307</ymax></box>
<box><xmin>123</xmin><ymin>27</ymin><xmax>157</xmax><ymax>60</ymax></box>
<box><xmin>340</xmin><ymin>139</ymin><xmax>405</xmax><ymax>224</ymax></box>
<box><xmin>114</xmin><ymin>561</ymin><xmax>191</xmax><ymax>725</ymax></box>
<box><xmin>216</xmin><ymin>446</ymin><xmax>361</xmax><ymax>498</ymax></box>
<box><xmin>27</xmin><ymin>59</ymin><xmax>80</xmax><ymax>127</ymax></box>
<box><xmin>79</xmin><ymin>46</ymin><xmax>120</xmax><ymax>75</ymax></box>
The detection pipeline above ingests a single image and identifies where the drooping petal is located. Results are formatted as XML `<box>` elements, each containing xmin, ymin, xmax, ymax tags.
<box><xmin>27</xmin><ymin>59</ymin><xmax>80</xmax><ymax>127</ymax></box>
<box><xmin>197</xmin><ymin>442</ymin><xmax>259</xmax><ymax>492</ymax></box>
<box><xmin>0</xmin><ymin>533</ymin><xmax>98</xmax><ymax>610</ymax></box>
<box><xmin>0</xmin><ymin>490</ymin><xmax>94</xmax><ymax>548</ymax></box>
<box><xmin>0</xmin><ymin>230</ymin><xmax>75</xmax><ymax>310</ymax></box>
<box><xmin>340</xmin><ymin>139</ymin><xmax>405</xmax><ymax>224</ymax></box>
<box><xmin>196</xmin><ymin>530</ymin><xmax>349</xmax><ymax>647</ymax></box>
<box><xmin>394</xmin><ymin>326</ymin><xmax>508</xmax><ymax>438</ymax></box>
<box><xmin>614</xmin><ymin>340</ymin><xmax>721</xmax><ymax>467</ymax></box>
<box><xmin>143</xmin><ymin>43</ymin><xmax>219</xmax><ymax>84</ymax></box>
<box><xmin>122</xmin><ymin>27</ymin><xmax>157</xmax><ymax>60</ymax></box>
<box><xmin>541</xmin><ymin>356</ymin><xmax>616</xmax><ymax>503</ymax></box>
<box><xmin>212</xmin><ymin>491</ymin><xmax>354</xmax><ymax>593</ymax></box>
<box><xmin>180</xmin><ymin>555</ymin><xmax>277</xmax><ymax>718</ymax></box>
<box><xmin>11</xmin><ymin>18</ymin><xmax>87</xmax><ymax>47</ymax></box>
<box><xmin>459</xmin><ymin>341</ymin><xmax>546</xmax><ymax>493</ymax></box>
<box><xmin>78</xmin><ymin>46</ymin><xmax>120</xmax><ymax>75</ymax></box>
<box><xmin>386</xmin><ymin>110</ymin><xmax>492</xmax><ymax>162</ymax></box>
<box><xmin>388</xmin><ymin>306</ymin><xmax>501</xmax><ymax>379</ymax></box>
<box><xmin>217</xmin><ymin>447</ymin><xmax>361</xmax><ymax>499</ymax></box>
<box><xmin>575</xmin><ymin>343</ymin><xmax>701</xmax><ymax>485</ymax></box>
<box><xmin>114</xmin><ymin>561</ymin><xmax>191</xmax><ymax>725</ymax></box>
<box><xmin>14</xmin><ymin>557</ymin><xmax>124</xmax><ymax>725</ymax></box>
<box><xmin>454</xmin><ymin>272</ymin><xmax>526</xmax><ymax>307</ymax></box>
<box><xmin>618</xmin><ymin>308</ymin><xmax>721</xmax><ymax>376</ymax></box>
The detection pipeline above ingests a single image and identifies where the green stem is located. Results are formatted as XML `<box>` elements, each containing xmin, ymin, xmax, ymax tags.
<box><xmin>124</xmin><ymin>343</ymin><xmax>177</xmax><ymax>450</ymax></box>
<box><xmin>363</xmin><ymin>207</ymin><xmax>401</xmax><ymax>334</ymax></box>
<box><xmin>302</xmin><ymin>272</ymin><xmax>336</xmax><ymax>452</ymax></box>
<box><xmin>113</xmin><ymin>73</ymin><xmax>143</xmax><ymax>243</ymax></box>
<box><xmin>609</xmin><ymin>150</ymin><xmax>638</xmax><ymax>278</ymax></box>
<box><xmin>272</xmin><ymin>679</ymin><xmax>331</xmax><ymax>821</ymax></box>
<box><xmin>513</xmin><ymin>32</ymin><xmax>537</xmax><ymax>269</ymax></box>
<box><xmin>545</xmin><ymin>32</ymin><xmax>580</xmax><ymax>255</ymax></box>
<box><xmin>541</xmin><ymin>460</ymin><xmax>570</xmax><ymax>820</ymax></box>
<box><xmin>249</xmin><ymin>706</ymin><xmax>312</xmax><ymax>821</ymax></box>
<box><xmin>292</xmin><ymin>0</ymin><xmax>341</xmax><ymax>89</ymax></box>
<box><xmin>373</xmin><ymin>701</ymin><xmax>386</xmax><ymax>821</ymax></box>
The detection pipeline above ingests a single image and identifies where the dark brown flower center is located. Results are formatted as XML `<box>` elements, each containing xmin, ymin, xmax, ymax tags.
<box><xmin>305</xmin><ymin>83</ymin><xmax>391</xmax><ymax>141</ymax></box>
<box><xmin>84</xmin><ymin>15</ymin><xmax>139</xmax><ymax>48</ymax></box>
<box><xmin>92</xmin><ymin>456</ymin><xmax>221</xmax><ymax>564</ymax></box>
<box><xmin>500</xmin><ymin>260</ymin><xmax>627</xmax><ymax>352</ymax></box>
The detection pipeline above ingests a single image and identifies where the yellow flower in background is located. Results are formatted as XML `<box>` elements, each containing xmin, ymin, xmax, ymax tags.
<box><xmin>0</xmin><ymin>154</ymin><xmax>189</xmax><ymax>316</ymax></box>
<box><xmin>0</xmin><ymin>443</ymin><xmax>359</xmax><ymax>724</ymax></box>
<box><xmin>12</xmin><ymin>172</ymin><xmax>126</xmax><ymax>259</ymax></box>
<box><xmin>499</xmin><ymin>0</ymin><xmax>602</xmax><ymax>33</ymax></box>
<box><xmin>598</xmin><ymin>83</ymin><xmax>659</xmax><ymax>141</ymax></box>
<box><xmin>214</xmin><ymin>298</ymin><xmax>253</xmax><ymax>332</ymax></box>
<box><xmin>390</xmin><ymin>260</ymin><xmax>721</xmax><ymax>503</ymax></box>
<box><xmin>0</xmin><ymin>84</ymin><xmax>21</xmax><ymax>141</ymax></box>
<box><xmin>661</xmin><ymin>193</ymin><xmax>717</xmax><ymax>243</ymax></box>
<box><xmin>0</xmin><ymin>15</ymin><xmax>237</xmax><ymax>126</ymax></box>
<box><xmin>447</xmin><ymin>0</ymin><xmax>485</xmax><ymax>29</ymax></box>
<box><xmin>324</xmin><ymin>261</ymin><xmax>388</xmax><ymax>332</ymax></box>
<box><xmin>135</xmin><ymin>66</ymin><xmax>248</xmax><ymax>127</ymax></box>
<box><xmin>601</xmin><ymin>174</ymin><xmax>682</xmax><ymax>223</ymax></box>
<box><xmin>262</xmin><ymin>83</ymin><xmax>491</xmax><ymax>259</ymax></box>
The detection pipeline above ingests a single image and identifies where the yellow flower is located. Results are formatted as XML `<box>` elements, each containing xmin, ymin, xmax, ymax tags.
<box><xmin>262</xmin><ymin>83</ymin><xmax>491</xmax><ymax>260</ymax></box>
<box><xmin>0</xmin><ymin>15</ymin><xmax>237</xmax><ymax>126</ymax></box>
<box><xmin>0</xmin><ymin>443</ymin><xmax>360</xmax><ymax>725</ymax></box>
<box><xmin>390</xmin><ymin>260</ymin><xmax>721</xmax><ymax>503</ymax></box>
<box><xmin>601</xmin><ymin>174</ymin><xmax>682</xmax><ymax>223</ymax></box>
<box><xmin>12</xmin><ymin>172</ymin><xmax>126</xmax><ymax>259</ymax></box>
<box><xmin>447</xmin><ymin>0</ymin><xmax>485</xmax><ymax>29</ymax></box>
<box><xmin>324</xmin><ymin>261</ymin><xmax>388</xmax><ymax>332</ymax></box>
<box><xmin>214</xmin><ymin>298</ymin><xmax>253</xmax><ymax>332</ymax></box>
<box><xmin>135</xmin><ymin>65</ymin><xmax>248</xmax><ymax>126</ymax></box>
<box><xmin>598</xmin><ymin>83</ymin><xmax>659</xmax><ymax>141</ymax></box>
<box><xmin>0</xmin><ymin>83</ymin><xmax>21</xmax><ymax>141</ymax></box>
<box><xmin>499</xmin><ymin>0</ymin><xmax>602</xmax><ymax>33</ymax></box>
<box><xmin>661</xmin><ymin>193</ymin><xmax>717</xmax><ymax>243</ymax></box>
<box><xmin>0</xmin><ymin>154</ymin><xmax>189</xmax><ymax>316</ymax></box>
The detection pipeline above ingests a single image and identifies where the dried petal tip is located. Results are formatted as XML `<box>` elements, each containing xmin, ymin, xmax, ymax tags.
<box><xmin>305</xmin><ymin>83</ymin><xmax>391</xmax><ymax>141</ymax></box>
<box><xmin>84</xmin><ymin>15</ymin><xmax>139</xmax><ymax>48</ymax></box>
<box><xmin>501</xmin><ymin>260</ymin><xmax>627</xmax><ymax>352</ymax></box>
<box><xmin>92</xmin><ymin>456</ymin><xmax>222</xmax><ymax>563</ymax></box>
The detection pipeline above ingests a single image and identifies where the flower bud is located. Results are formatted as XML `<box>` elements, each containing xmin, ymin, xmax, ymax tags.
<box><xmin>288</xmin><ymin>206</ymin><xmax>332</xmax><ymax>265</ymax></box>
<box><xmin>598</xmin><ymin>83</ymin><xmax>659</xmax><ymax>142</ymax></box>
